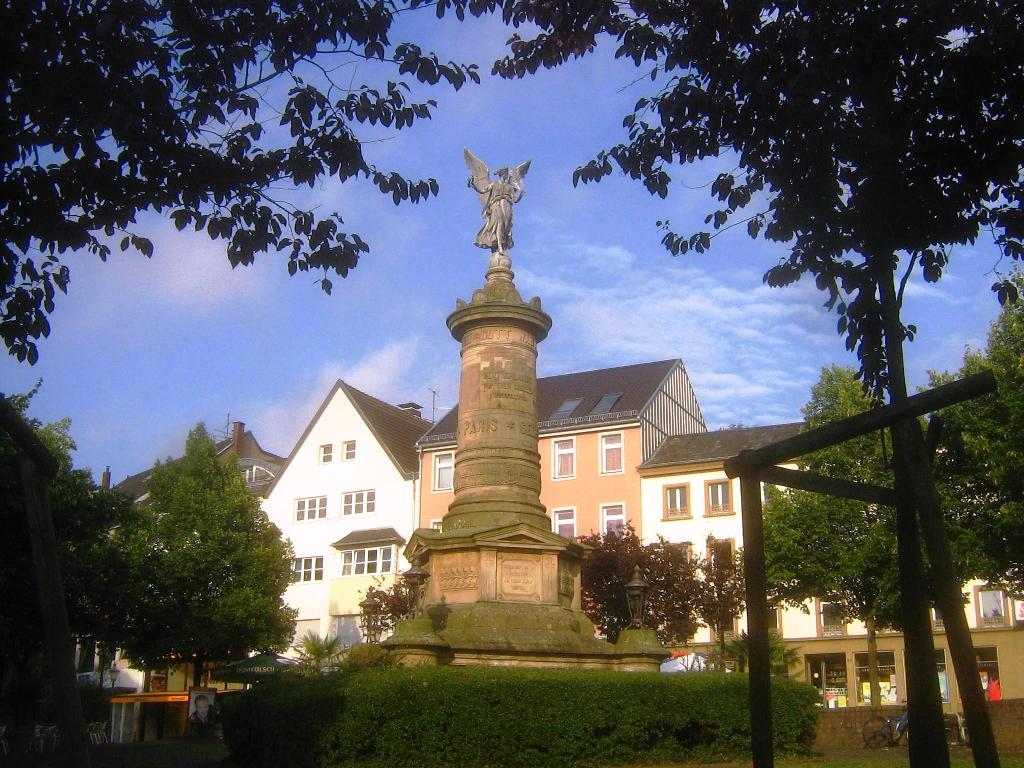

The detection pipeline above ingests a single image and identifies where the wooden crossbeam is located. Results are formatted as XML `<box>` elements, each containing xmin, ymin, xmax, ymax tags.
<box><xmin>756</xmin><ymin>465</ymin><xmax>896</xmax><ymax>506</ymax></box>
<box><xmin>724</xmin><ymin>371</ymin><xmax>995</xmax><ymax>477</ymax></box>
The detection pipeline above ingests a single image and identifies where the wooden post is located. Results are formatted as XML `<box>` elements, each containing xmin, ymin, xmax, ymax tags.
<box><xmin>897</xmin><ymin>418</ymin><xmax>1000</xmax><ymax>767</ymax></box>
<box><xmin>739</xmin><ymin>475</ymin><xmax>773</xmax><ymax>768</ymax></box>
<box><xmin>19</xmin><ymin>456</ymin><xmax>92</xmax><ymax>768</ymax></box>
<box><xmin>889</xmin><ymin>441</ymin><xmax>950</xmax><ymax>767</ymax></box>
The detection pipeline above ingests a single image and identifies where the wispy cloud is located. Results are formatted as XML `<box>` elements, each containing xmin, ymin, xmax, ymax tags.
<box><xmin>514</xmin><ymin>236</ymin><xmax>845</xmax><ymax>428</ymax></box>
<box><xmin>246</xmin><ymin>336</ymin><xmax>461</xmax><ymax>457</ymax></box>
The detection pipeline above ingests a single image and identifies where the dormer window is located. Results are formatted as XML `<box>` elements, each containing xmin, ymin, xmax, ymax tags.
<box><xmin>550</xmin><ymin>397</ymin><xmax>583</xmax><ymax>421</ymax></box>
<box><xmin>591</xmin><ymin>393</ymin><xmax>622</xmax><ymax>415</ymax></box>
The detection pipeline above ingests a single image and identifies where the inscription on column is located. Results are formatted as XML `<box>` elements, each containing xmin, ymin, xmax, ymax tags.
<box><xmin>498</xmin><ymin>558</ymin><xmax>541</xmax><ymax>602</ymax></box>
<box><xmin>464</xmin><ymin>327</ymin><xmax>535</xmax><ymax>347</ymax></box>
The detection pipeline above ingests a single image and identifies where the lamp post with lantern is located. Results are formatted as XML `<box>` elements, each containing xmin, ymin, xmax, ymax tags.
<box><xmin>614</xmin><ymin>565</ymin><xmax>665</xmax><ymax>670</ymax></box>
<box><xmin>359</xmin><ymin>595</ymin><xmax>384</xmax><ymax>644</ymax></box>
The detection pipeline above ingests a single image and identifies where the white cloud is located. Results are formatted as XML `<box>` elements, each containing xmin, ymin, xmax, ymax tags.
<box><xmin>246</xmin><ymin>336</ymin><xmax>461</xmax><ymax>458</ymax></box>
<box><xmin>513</xmin><ymin>238</ymin><xmax>846</xmax><ymax>429</ymax></box>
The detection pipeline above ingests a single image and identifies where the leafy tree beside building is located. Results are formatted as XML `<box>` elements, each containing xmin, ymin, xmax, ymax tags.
<box><xmin>694</xmin><ymin>536</ymin><xmax>746</xmax><ymax>670</ymax></box>
<box><xmin>763</xmin><ymin>366</ymin><xmax>902</xmax><ymax>706</ymax></box>
<box><xmin>118</xmin><ymin>424</ymin><xmax>295</xmax><ymax>687</ymax></box>
<box><xmin>932</xmin><ymin>273</ymin><xmax>1024</xmax><ymax>596</ymax></box>
<box><xmin>0</xmin><ymin>386</ymin><xmax>138</xmax><ymax>722</ymax></box>
<box><xmin>579</xmin><ymin>526</ymin><xmax>699</xmax><ymax>645</ymax></box>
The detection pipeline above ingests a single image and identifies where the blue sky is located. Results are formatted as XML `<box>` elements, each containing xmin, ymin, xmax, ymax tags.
<box><xmin>0</xmin><ymin>12</ymin><xmax>1008</xmax><ymax>483</ymax></box>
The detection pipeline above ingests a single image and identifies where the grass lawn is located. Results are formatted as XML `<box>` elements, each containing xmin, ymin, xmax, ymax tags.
<box><xmin>10</xmin><ymin>741</ymin><xmax>1024</xmax><ymax>767</ymax></box>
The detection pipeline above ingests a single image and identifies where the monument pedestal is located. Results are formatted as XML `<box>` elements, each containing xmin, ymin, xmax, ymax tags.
<box><xmin>384</xmin><ymin>256</ymin><xmax>663</xmax><ymax>671</ymax></box>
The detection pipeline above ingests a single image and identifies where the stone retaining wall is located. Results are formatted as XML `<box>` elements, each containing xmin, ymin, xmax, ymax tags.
<box><xmin>813</xmin><ymin>699</ymin><xmax>1024</xmax><ymax>751</ymax></box>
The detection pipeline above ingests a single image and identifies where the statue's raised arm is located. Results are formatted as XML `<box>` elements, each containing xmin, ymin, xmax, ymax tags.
<box><xmin>464</xmin><ymin>148</ymin><xmax>531</xmax><ymax>254</ymax></box>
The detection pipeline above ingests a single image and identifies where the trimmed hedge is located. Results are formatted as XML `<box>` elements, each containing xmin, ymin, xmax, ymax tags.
<box><xmin>222</xmin><ymin>667</ymin><xmax>819</xmax><ymax>768</ymax></box>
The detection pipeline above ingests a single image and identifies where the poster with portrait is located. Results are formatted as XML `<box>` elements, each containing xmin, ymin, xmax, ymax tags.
<box><xmin>188</xmin><ymin>688</ymin><xmax>217</xmax><ymax>725</ymax></box>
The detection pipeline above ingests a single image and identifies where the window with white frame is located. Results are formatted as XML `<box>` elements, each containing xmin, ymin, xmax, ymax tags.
<box><xmin>342</xmin><ymin>489</ymin><xmax>376</xmax><ymax>516</ymax></box>
<box><xmin>706</xmin><ymin>480</ymin><xmax>732</xmax><ymax>515</ymax></box>
<box><xmin>295</xmin><ymin>496</ymin><xmax>327</xmax><ymax>521</ymax></box>
<box><xmin>553</xmin><ymin>438</ymin><xmax>575</xmax><ymax>479</ymax></box>
<box><xmin>340</xmin><ymin>546</ymin><xmax>394</xmax><ymax>576</ymax></box>
<box><xmin>319</xmin><ymin>444</ymin><xmax>333</xmax><ymax>464</ymax></box>
<box><xmin>820</xmin><ymin>601</ymin><xmax>846</xmax><ymax>636</ymax></box>
<box><xmin>600</xmin><ymin>432</ymin><xmax>624</xmax><ymax>474</ymax></box>
<box><xmin>978</xmin><ymin>588</ymin><xmax>1007</xmax><ymax>627</ymax></box>
<box><xmin>552</xmin><ymin>508</ymin><xmax>576</xmax><ymax>538</ymax></box>
<box><xmin>602</xmin><ymin>504</ymin><xmax>625</xmax><ymax>535</ymax></box>
<box><xmin>664</xmin><ymin>484</ymin><xmax>690</xmax><ymax>519</ymax></box>
<box><xmin>342</xmin><ymin>440</ymin><xmax>356</xmax><ymax>461</ymax></box>
<box><xmin>433</xmin><ymin>452</ymin><xmax>454</xmax><ymax>491</ymax></box>
<box><xmin>291</xmin><ymin>556</ymin><xmax>323</xmax><ymax>582</ymax></box>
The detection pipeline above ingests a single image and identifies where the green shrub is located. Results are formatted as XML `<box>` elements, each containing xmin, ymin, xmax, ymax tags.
<box><xmin>340</xmin><ymin>644</ymin><xmax>395</xmax><ymax>671</ymax></box>
<box><xmin>222</xmin><ymin>667</ymin><xmax>818</xmax><ymax>768</ymax></box>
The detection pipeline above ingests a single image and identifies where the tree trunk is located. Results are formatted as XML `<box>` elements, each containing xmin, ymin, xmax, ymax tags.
<box><xmin>191</xmin><ymin>658</ymin><xmax>204</xmax><ymax>689</ymax></box>
<box><xmin>877</xmin><ymin>266</ymin><xmax>950</xmax><ymax>768</ymax></box>
<box><xmin>878</xmin><ymin>267</ymin><xmax>1000</xmax><ymax>767</ymax></box>
<box><xmin>865</xmin><ymin>616</ymin><xmax>881</xmax><ymax>707</ymax></box>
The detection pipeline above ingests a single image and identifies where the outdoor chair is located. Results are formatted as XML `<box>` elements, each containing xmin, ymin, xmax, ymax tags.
<box><xmin>31</xmin><ymin>724</ymin><xmax>60</xmax><ymax>752</ymax></box>
<box><xmin>88</xmin><ymin>721</ymin><xmax>109</xmax><ymax>744</ymax></box>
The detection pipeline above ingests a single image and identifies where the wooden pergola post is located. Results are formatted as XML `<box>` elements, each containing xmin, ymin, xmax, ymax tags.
<box><xmin>1</xmin><ymin>396</ymin><xmax>92</xmax><ymax>768</ymax></box>
<box><xmin>723</xmin><ymin>371</ymin><xmax>1000</xmax><ymax>768</ymax></box>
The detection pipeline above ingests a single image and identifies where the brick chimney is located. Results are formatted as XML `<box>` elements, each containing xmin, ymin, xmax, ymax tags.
<box><xmin>100</xmin><ymin>466</ymin><xmax>111</xmax><ymax>490</ymax></box>
<box><xmin>232</xmin><ymin>421</ymin><xmax>245</xmax><ymax>455</ymax></box>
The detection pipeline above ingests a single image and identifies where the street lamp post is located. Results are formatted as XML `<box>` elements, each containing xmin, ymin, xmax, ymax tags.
<box><xmin>625</xmin><ymin>565</ymin><xmax>651</xmax><ymax>629</ymax></box>
<box><xmin>359</xmin><ymin>596</ymin><xmax>383</xmax><ymax>644</ymax></box>
<box><xmin>401</xmin><ymin>558</ymin><xmax>430</xmax><ymax>619</ymax></box>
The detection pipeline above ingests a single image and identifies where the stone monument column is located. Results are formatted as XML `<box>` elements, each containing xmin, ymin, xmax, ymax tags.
<box><xmin>444</xmin><ymin>255</ymin><xmax>551</xmax><ymax>531</ymax></box>
<box><xmin>383</xmin><ymin>151</ymin><xmax>665</xmax><ymax>670</ymax></box>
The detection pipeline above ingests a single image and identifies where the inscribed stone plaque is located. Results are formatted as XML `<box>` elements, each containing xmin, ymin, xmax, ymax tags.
<box><xmin>498</xmin><ymin>557</ymin><xmax>541</xmax><ymax>602</ymax></box>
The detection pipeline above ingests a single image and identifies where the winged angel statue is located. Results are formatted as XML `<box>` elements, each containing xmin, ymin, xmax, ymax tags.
<box><xmin>464</xmin><ymin>148</ymin><xmax>531</xmax><ymax>254</ymax></box>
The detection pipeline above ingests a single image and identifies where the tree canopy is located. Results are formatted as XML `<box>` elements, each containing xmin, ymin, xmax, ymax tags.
<box><xmin>693</xmin><ymin>535</ymin><xmax>745</xmax><ymax>667</ymax></box>
<box><xmin>933</xmin><ymin>272</ymin><xmax>1024</xmax><ymax>594</ymax></box>
<box><xmin>763</xmin><ymin>366</ymin><xmax>902</xmax><ymax>704</ymax></box>
<box><xmin>2</xmin><ymin>1</ymin><xmax>478</xmax><ymax>362</ymax></box>
<box><xmin>118</xmin><ymin>424</ymin><xmax>295</xmax><ymax>686</ymax></box>
<box><xmin>453</xmin><ymin>0</ymin><xmax>1022</xmax><ymax>394</ymax></box>
<box><xmin>764</xmin><ymin>366</ymin><xmax>902</xmax><ymax>618</ymax></box>
<box><xmin>0</xmin><ymin>386</ymin><xmax>137</xmax><ymax>719</ymax></box>
<box><xmin>578</xmin><ymin>525</ymin><xmax>699</xmax><ymax>644</ymax></box>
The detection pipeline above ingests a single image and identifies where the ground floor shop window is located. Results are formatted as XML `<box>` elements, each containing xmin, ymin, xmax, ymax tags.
<box><xmin>855</xmin><ymin>651</ymin><xmax>897</xmax><ymax>703</ymax></box>
<box><xmin>977</xmin><ymin>646</ymin><xmax>1002</xmax><ymax>701</ymax></box>
<box><xmin>333</xmin><ymin>615</ymin><xmax>361</xmax><ymax>646</ymax></box>
<box><xmin>808</xmin><ymin>653</ymin><xmax>848</xmax><ymax>708</ymax></box>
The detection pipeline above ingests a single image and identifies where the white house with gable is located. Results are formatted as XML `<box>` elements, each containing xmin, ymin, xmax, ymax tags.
<box><xmin>262</xmin><ymin>381</ymin><xmax>430</xmax><ymax>649</ymax></box>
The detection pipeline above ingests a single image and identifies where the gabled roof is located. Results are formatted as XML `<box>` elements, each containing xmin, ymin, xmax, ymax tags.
<box><xmin>640</xmin><ymin>422</ymin><xmax>804</xmax><ymax>470</ymax></box>
<box><xmin>344</xmin><ymin>383</ymin><xmax>430</xmax><ymax>478</ymax></box>
<box><xmin>114</xmin><ymin>429</ymin><xmax>284</xmax><ymax>502</ymax></box>
<box><xmin>331</xmin><ymin>527</ymin><xmax>406</xmax><ymax>548</ymax></box>
<box><xmin>420</xmin><ymin>359</ymin><xmax>679</xmax><ymax>444</ymax></box>
<box><xmin>264</xmin><ymin>381</ymin><xmax>431</xmax><ymax>496</ymax></box>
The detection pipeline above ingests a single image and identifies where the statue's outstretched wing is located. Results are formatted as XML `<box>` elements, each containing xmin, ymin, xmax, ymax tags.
<box><xmin>464</xmin><ymin>148</ymin><xmax>491</xmax><ymax>203</ymax></box>
<box><xmin>511</xmin><ymin>160</ymin><xmax>531</xmax><ymax>184</ymax></box>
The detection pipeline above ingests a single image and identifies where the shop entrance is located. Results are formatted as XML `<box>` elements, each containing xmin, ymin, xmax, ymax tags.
<box><xmin>807</xmin><ymin>653</ymin><xmax>849</xmax><ymax>708</ymax></box>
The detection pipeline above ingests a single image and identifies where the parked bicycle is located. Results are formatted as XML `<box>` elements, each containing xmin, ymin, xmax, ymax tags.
<box><xmin>863</xmin><ymin>709</ymin><xmax>909</xmax><ymax>747</ymax></box>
